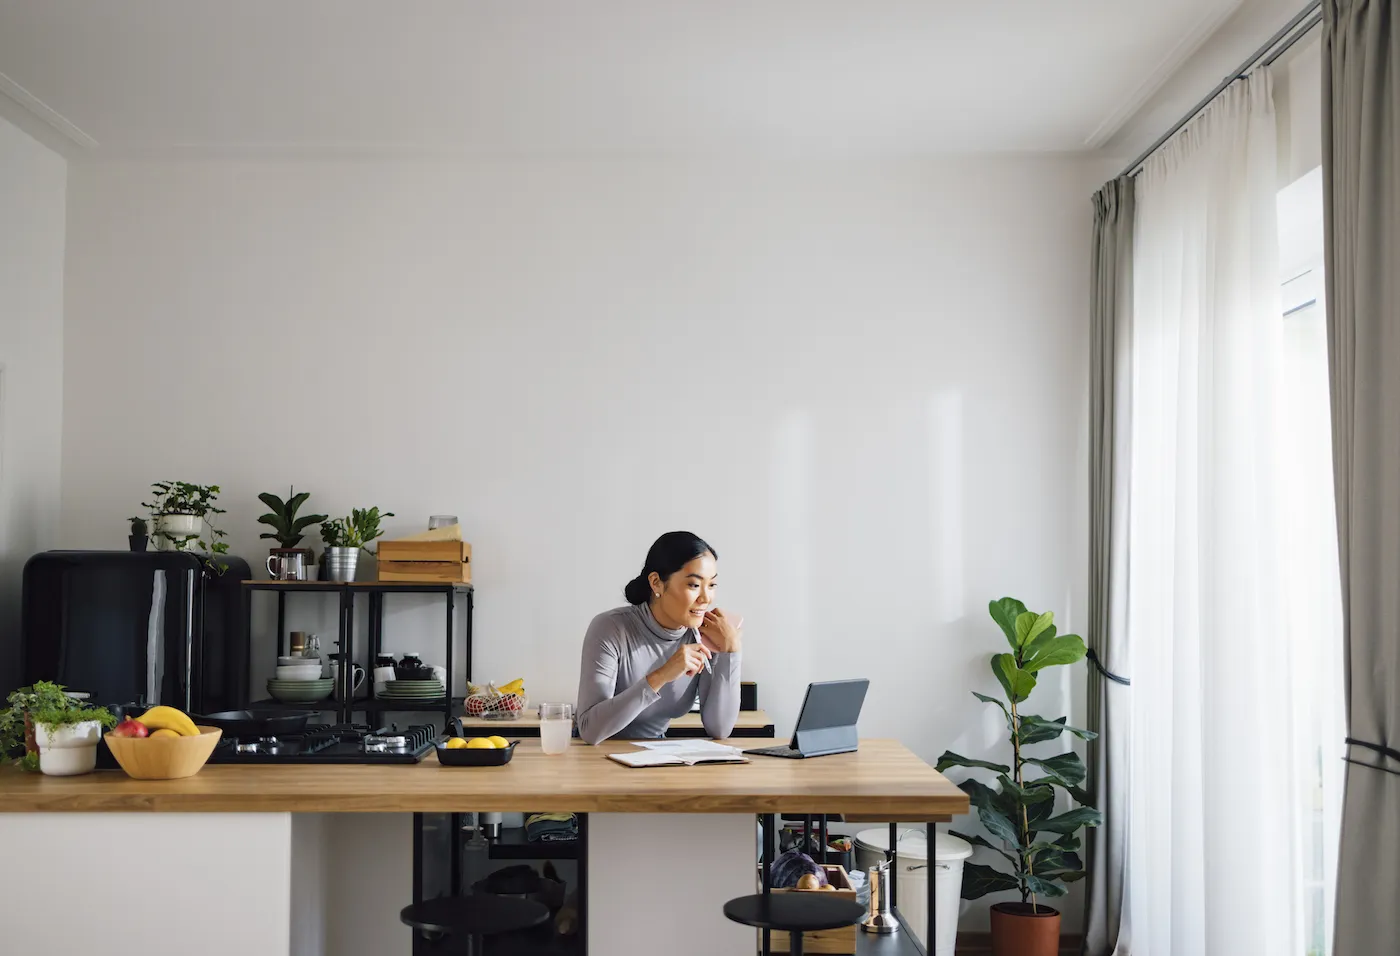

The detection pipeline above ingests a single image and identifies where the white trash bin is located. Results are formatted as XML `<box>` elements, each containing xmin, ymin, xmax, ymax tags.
<box><xmin>854</xmin><ymin>828</ymin><xmax>972</xmax><ymax>956</ymax></box>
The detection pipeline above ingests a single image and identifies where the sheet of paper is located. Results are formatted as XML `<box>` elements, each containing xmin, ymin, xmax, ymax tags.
<box><xmin>633</xmin><ymin>739</ymin><xmax>739</xmax><ymax>754</ymax></box>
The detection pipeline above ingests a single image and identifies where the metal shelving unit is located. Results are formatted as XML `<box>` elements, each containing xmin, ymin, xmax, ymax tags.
<box><xmin>241</xmin><ymin>579</ymin><xmax>474</xmax><ymax>726</ymax></box>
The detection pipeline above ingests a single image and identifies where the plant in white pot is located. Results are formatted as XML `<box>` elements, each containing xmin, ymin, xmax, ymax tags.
<box><xmin>142</xmin><ymin>480</ymin><xmax>231</xmax><ymax>571</ymax></box>
<box><xmin>936</xmin><ymin>598</ymin><xmax>1102</xmax><ymax>956</ymax></box>
<box><xmin>0</xmin><ymin>681</ymin><xmax>116</xmax><ymax>775</ymax></box>
<box><xmin>322</xmin><ymin>506</ymin><xmax>394</xmax><ymax>582</ymax></box>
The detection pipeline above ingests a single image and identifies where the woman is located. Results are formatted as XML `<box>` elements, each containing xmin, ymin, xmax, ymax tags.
<box><xmin>575</xmin><ymin>531</ymin><xmax>742</xmax><ymax>744</ymax></box>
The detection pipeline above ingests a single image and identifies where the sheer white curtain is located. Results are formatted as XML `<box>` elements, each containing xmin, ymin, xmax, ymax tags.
<box><xmin>1122</xmin><ymin>70</ymin><xmax>1306</xmax><ymax>955</ymax></box>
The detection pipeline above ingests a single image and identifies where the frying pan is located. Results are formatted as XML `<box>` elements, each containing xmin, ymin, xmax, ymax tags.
<box><xmin>193</xmin><ymin>709</ymin><xmax>318</xmax><ymax>737</ymax></box>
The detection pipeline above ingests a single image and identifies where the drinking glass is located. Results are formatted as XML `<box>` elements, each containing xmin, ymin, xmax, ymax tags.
<box><xmin>539</xmin><ymin>702</ymin><xmax>574</xmax><ymax>755</ymax></box>
<box><xmin>428</xmin><ymin>515</ymin><xmax>458</xmax><ymax>530</ymax></box>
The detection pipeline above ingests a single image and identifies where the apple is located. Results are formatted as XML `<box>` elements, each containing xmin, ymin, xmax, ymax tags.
<box><xmin>111</xmin><ymin>718</ymin><xmax>149</xmax><ymax>738</ymax></box>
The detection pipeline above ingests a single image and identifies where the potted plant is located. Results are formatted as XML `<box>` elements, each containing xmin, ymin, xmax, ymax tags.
<box><xmin>128</xmin><ymin>516</ymin><xmax>149</xmax><ymax>552</ymax></box>
<box><xmin>257</xmin><ymin>486</ymin><xmax>327</xmax><ymax>580</ymax></box>
<box><xmin>936</xmin><ymin>598</ymin><xmax>1102</xmax><ymax>956</ymax></box>
<box><xmin>142</xmin><ymin>480</ymin><xmax>231</xmax><ymax>571</ymax></box>
<box><xmin>0</xmin><ymin>681</ymin><xmax>116</xmax><ymax>775</ymax></box>
<box><xmin>323</xmin><ymin>506</ymin><xmax>394</xmax><ymax>582</ymax></box>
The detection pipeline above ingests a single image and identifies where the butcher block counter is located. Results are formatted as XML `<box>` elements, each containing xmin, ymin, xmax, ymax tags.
<box><xmin>0</xmin><ymin>739</ymin><xmax>967</xmax><ymax>956</ymax></box>
<box><xmin>0</xmin><ymin>737</ymin><xmax>966</xmax><ymax>817</ymax></box>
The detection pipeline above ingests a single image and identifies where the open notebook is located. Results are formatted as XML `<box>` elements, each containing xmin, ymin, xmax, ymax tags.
<box><xmin>607</xmin><ymin>740</ymin><xmax>750</xmax><ymax>768</ymax></box>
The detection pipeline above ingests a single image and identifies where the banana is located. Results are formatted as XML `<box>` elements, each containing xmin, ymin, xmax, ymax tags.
<box><xmin>137</xmin><ymin>705</ymin><xmax>200</xmax><ymax>737</ymax></box>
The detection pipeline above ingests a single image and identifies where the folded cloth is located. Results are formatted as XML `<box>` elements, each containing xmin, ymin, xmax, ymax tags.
<box><xmin>526</xmin><ymin>812</ymin><xmax>578</xmax><ymax>843</ymax></box>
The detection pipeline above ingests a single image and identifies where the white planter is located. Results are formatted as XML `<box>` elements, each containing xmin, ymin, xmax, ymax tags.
<box><xmin>158</xmin><ymin>513</ymin><xmax>202</xmax><ymax>551</ymax></box>
<box><xmin>35</xmin><ymin>720</ymin><xmax>102</xmax><ymax>776</ymax></box>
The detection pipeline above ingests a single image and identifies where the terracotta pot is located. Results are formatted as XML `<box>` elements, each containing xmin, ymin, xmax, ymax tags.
<box><xmin>990</xmin><ymin>901</ymin><xmax>1061</xmax><ymax>956</ymax></box>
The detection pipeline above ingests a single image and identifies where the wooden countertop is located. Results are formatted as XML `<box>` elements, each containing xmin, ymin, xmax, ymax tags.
<box><xmin>455</xmin><ymin>710</ymin><xmax>773</xmax><ymax>731</ymax></box>
<box><xmin>0</xmin><ymin>739</ymin><xmax>968</xmax><ymax>818</ymax></box>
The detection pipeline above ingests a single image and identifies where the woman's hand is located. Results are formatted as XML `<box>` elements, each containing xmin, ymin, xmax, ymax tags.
<box><xmin>699</xmin><ymin>608</ymin><xmax>743</xmax><ymax>654</ymax></box>
<box><xmin>647</xmin><ymin>642</ymin><xmax>713</xmax><ymax>691</ymax></box>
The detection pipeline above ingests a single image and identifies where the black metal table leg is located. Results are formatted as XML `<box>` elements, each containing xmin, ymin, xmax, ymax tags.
<box><xmin>789</xmin><ymin>929</ymin><xmax>803</xmax><ymax>956</ymax></box>
<box><xmin>888</xmin><ymin>821</ymin><xmax>898</xmax><ymax>917</ymax></box>
<box><xmin>276</xmin><ymin>590</ymin><xmax>286</xmax><ymax>658</ymax></box>
<box><xmin>927</xmin><ymin>820</ymin><xmax>937</xmax><ymax>954</ymax></box>
<box><xmin>445</xmin><ymin>588</ymin><xmax>455</xmax><ymax>728</ymax></box>
<box><xmin>762</xmin><ymin>813</ymin><xmax>776</xmax><ymax>956</ymax></box>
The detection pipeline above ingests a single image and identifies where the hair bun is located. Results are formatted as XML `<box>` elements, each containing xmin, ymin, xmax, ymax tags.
<box><xmin>623</xmin><ymin>572</ymin><xmax>652</xmax><ymax>605</ymax></box>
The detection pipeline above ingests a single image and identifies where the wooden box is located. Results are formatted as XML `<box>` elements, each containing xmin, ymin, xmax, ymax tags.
<box><xmin>769</xmin><ymin>864</ymin><xmax>858</xmax><ymax>954</ymax></box>
<box><xmin>375</xmin><ymin>540</ymin><xmax>471</xmax><ymax>583</ymax></box>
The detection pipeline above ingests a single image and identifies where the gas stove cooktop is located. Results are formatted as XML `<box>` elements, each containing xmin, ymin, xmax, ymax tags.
<box><xmin>210</xmin><ymin>723</ymin><xmax>437</xmax><ymax>764</ymax></box>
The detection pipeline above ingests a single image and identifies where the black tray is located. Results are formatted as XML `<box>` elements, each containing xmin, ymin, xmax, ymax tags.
<box><xmin>435</xmin><ymin>740</ymin><xmax>518</xmax><ymax>766</ymax></box>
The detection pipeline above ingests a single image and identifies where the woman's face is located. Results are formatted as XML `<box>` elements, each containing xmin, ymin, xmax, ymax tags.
<box><xmin>651</xmin><ymin>552</ymin><xmax>718</xmax><ymax>629</ymax></box>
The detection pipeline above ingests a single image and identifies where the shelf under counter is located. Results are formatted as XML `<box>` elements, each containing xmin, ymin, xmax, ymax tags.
<box><xmin>477</xmin><ymin>824</ymin><xmax>580</xmax><ymax>861</ymax></box>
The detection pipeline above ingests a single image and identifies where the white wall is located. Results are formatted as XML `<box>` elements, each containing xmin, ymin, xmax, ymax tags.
<box><xmin>60</xmin><ymin>155</ymin><xmax>1093</xmax><ymax>921</ymax></box>
<box><xmin>0</xmin><ymin>115</ymin><xmax>66</xmax><ymax>693</ymax></box>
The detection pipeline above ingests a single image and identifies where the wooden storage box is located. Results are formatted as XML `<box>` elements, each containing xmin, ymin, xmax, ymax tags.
<box><xmin>375</xmin><ymin>540</ymin><xmax>471</xmax><ymax>583</ymax></box>
<box><xmin>769</xmin><ymin>864</ymin><xmax>858</xmax><ymax>954</ymax></box>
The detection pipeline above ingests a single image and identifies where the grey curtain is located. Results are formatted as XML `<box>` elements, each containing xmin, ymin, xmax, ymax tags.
<box><xmin>1083</xmin><ymin>177</ymin><xmax>1134</xmax><ymax>956</ymax></box>
<box><xmin>1324</xmin><ymin>2</ymin><xmax>1400</xmax><ymax>954</ymax></box>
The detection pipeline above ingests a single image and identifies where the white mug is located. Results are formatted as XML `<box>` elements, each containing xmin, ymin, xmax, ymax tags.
<box><xmin>333</xmin><ymin>663</ymin><xmax>366</xmax><ymax>699</ymax></box>
<box><xmin>432</xmin><ymin>665</ymin><xmax>447</xmax><ymax>685</ymax></box>
<box><xmin>373</xmin><ymin>665</ymin><xmax>396</xmax><ymax>684</ymax></box>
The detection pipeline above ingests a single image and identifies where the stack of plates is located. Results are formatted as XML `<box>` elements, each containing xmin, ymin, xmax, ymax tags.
<box><xmin>267</xmin><ymin>678</ymin><xmax>334</xmax><ymax>703</ymax></box>
<box><xmin>377</xmin><ymin>680</ymin><xmax>445</xmax><ymax>702</ymax></box>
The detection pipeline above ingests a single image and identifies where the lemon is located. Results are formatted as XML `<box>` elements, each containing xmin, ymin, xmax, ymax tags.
<box><xmin>445</xmin><ymin>737</ymin><xmax>469</xmax><ymax>750</ymax></box>
<box><xmin>465</xmin><ymin>738</ymin><xmax>493</xmax><ymax>750</ymax></box>
<box><xmin>487</xmin><ymin>736</ymin><xmax>509</xmax><ymax>750</ymax></box>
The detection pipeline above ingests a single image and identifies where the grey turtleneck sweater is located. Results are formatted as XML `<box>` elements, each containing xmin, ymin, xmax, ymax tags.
<box><xmin>575</xmin><ymin>603</ymin><xmax>741</xmax><ymax>744</ymax></box>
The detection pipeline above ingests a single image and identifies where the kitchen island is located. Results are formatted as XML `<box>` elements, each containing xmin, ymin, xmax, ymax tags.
<box><xmin>0</xmin><ymin>738</ymin><xmax>967</xmax><ymax>956</ymax></box>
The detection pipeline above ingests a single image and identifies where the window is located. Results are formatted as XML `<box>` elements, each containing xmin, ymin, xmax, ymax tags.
<box><xmin>1276</xmin><ymin>164</ymin><xmax>1344</xmax><ymax>956</ymax></box>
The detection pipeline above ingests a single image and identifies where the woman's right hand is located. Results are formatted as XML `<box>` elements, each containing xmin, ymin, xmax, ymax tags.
<box><xmin>647</xmin><ymin>642</ymin><xmax>712</xmax><ymax>691</ymax></box>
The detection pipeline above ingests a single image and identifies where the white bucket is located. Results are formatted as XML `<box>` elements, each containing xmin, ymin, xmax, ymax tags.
<box><xmin>854</xmin><ymin>828</ymin><xmax>972</xmax><ymax>956</ymax></box>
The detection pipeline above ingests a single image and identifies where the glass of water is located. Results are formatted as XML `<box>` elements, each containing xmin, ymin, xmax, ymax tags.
<box><xmin>539</xmin><ymin>702</ymin><xmax>574</xmax><ymax>755</ymax></box>
<box><xmin>428</xmin><ymin>514</ymin><xmax>458</xmax><ymax>530</ymax></box>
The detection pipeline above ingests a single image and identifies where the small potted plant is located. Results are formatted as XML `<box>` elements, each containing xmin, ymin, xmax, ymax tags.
<box><xmin>257</xmin><ymin>486</ymin><xmax>327</xmax><ymax>580</ymax></box>
<box><xmin>936</xmin><ymin>599</ymin><xmax>1102</xmax><ymax>956</ymax></box>
<box><xmin>0</xmin><ymin>681</ymin><xmax>116</xmax><ymax>775</ymax></box>
<box><xmin>323</xmin><ymin>506</ymin><xmax>394</xmax><ymax>582</ymax></box>
<box><xmin>142</xmin><ymin>480</ymin><xmax>231</xmax><ymax>571</ymax></box>
<box><xmin>128</xmin><ymin>516</ymin><xmax>149</xmax><ymax>552</ymax></box>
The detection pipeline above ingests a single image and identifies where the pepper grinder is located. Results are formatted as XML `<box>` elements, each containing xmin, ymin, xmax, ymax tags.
<box><xmin>860</xmin><ymin>858</ymin><xmax>900</xmax><ymax>935</ymax></box>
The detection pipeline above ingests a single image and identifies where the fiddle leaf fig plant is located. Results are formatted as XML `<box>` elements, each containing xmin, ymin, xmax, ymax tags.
<box><xmin>257</xmin><ymin>486</ymin><xmax>327</xmax><ymax>550</ymax></box>
<box><xmin>936</xmin><ymin>598</ymin><xmax>1102</xmax><ymax>911</ymax></box>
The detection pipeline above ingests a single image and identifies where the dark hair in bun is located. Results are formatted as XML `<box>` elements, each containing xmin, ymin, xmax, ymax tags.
<box><xmin>624</xmin><ymin>531</ymin><xmax>717</xmax><ymax>605</ymax></box>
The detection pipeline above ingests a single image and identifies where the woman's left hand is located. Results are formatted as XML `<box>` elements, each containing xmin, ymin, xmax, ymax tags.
<box><xmin>699</xmin><ymin>608</ymin><xmax>743</xmax><ymax>654</ymax></box>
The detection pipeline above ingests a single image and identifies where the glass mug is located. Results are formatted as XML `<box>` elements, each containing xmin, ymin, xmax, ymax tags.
<box><xmin>539</xmin><ymin>703</ymin><xmax>574</xmax><ymax>755</ymax></box>
<box><xmin>266</xmin><ymin>550</ymin><xmax>306</xmax><ymax>581</ymax></box>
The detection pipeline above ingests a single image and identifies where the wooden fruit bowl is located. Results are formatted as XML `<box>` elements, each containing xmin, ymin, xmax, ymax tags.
<box><xmin>104</xmin><ymin>726</ymin><xmax>222</xmax><ymax>780</ymax></box>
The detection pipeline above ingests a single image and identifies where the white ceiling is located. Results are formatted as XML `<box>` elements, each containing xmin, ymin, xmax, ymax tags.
<box><xmin>0</xmin><ymin>0</ymin><xmax>1242</xmax><ymax>157</ymax></box>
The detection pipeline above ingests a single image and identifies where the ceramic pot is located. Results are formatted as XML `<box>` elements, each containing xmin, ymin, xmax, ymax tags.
<box><xmin>129</xmin><ymin>534</ymin><xmax>149</xmax><ymax>552</ymax></box>
<box><xmin>158</xmin><ymin>513</ymin><xmax>201</xmax><ymax>551</ymax></box>
<box><xmin>990</xmin><ymin>902</ymin><xmax>1060</xmax><ymax>956</ymax></box>
<box><xmin>34</xmin><ymin>719</ymin><xmax>103</xmax><ymax>776</ymax></box>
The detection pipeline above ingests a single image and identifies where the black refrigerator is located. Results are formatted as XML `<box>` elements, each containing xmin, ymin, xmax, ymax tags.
<box><xmin>20</xmin><ymin>550</ymin><xmax>251</xmax><ymax>714</ymax></box>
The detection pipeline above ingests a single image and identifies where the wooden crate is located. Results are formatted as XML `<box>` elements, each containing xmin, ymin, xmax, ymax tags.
<box><xmin>376</xmin><ymin>560</ymin><xmax>471</xmax><ymax>584</ymax></box>
<box><xmin>377</xmin><ymin>540</ymin><xmax>472</xmax><ymax>564</ymax></box>
<box><xmin>769</xmin><ymin>864</ymin><xmax>858</xmax><ymax>954</ymax></box>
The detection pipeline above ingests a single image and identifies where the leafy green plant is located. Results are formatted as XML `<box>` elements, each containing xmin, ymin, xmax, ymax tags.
<box><xmin>0</xmin><ymin>682</ymin><xmax>116</xmax><ymax>770</ymax></box>
<box><xmin>129</xmin><ymin>516</ymin><xmax>148</xmax><ymax>537</ymax></box>
<box><xmin>936</xmin><ymin>598</ymin><xmax>1102</xmax><ymax>910</ymax></box>
<box><xmin>257</xmin><ymin>486</ymin><xmax>327</xmax><ymax>550</ymax></box>
<box><xmin>325</xmin><ymin>507</ymin><xmax>394</xmax><ymax>552</ymax></box>
<box><xmin>142</xmin><ymin>480</ymin><xmax>230</xmax><ymax>571</ymax></box>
